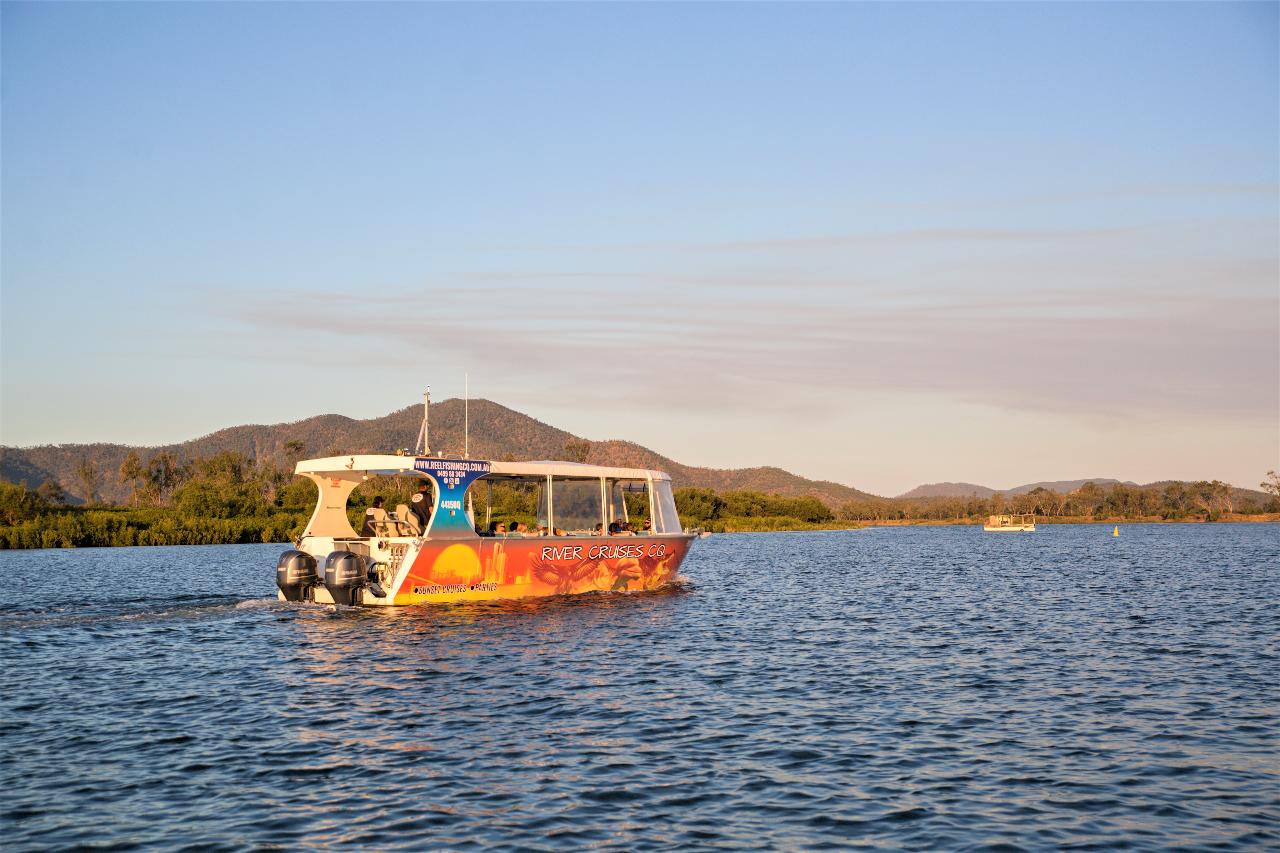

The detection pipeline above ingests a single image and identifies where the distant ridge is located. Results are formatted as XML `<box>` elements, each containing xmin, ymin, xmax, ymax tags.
<box><xmin>895</xmin><ymin>478</ymin><xmax>1272</xmax><ymax>505</ymax></box>
<box><xmin>0</xmin><ymin>399</ymin><xmax>878</xmax><ymax>507</ymax></box>
<box><xmin>898</xmin><ymin>478</ymin><xmax>1135</xmax><ymax>499</ymax></box>
<box><xmin>896</xmin><ymin>482</ymin><xmax>998</xmax><ymax>499</ymax></box>
<box><xmin>4</xmin><ymin>402</ymin><xmax>1268</xmax><ymax>509</ymax></box>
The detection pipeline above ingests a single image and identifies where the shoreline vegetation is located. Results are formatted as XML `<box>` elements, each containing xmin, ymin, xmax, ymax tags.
<box><xmin>1</xmin><ymin>452</ymin><xmax>1277</xmax><ymax>549</ymax></box>
<box><xmin>672</xmin><ymin>478</ymin><xmax>1280</xmax><ymax>533</ymax></box>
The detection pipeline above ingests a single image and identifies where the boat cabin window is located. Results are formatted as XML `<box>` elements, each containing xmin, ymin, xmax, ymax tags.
<box><xmin>607</xmin><ymin>479</ymin><xmax>652</xmax><ymax>531</ymax></box>
<box><xmin>551</xmin><ymin>476</ymin><xmax>604</xmax><ymax>536</ymax></box>
<box><xmin>468</xmin><ymin>474</ymin><xmax>547</xmax><ymax>534</ymax></box>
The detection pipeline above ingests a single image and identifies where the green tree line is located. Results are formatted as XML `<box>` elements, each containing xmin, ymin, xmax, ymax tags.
<box><xmin>0</xmin><ymin>449</ymin><xmax>317</xmax><ymax>549</ymax></box>
<box><xmin>830</xmin><ymin>479</ymin><xmax>1280</xmax><ymax>524</ymax></box>
<box><xmin>674</xmin><ymin>478</ymin><xmax>1279</xmax><ymax>531</ymax></box>
<box><xmin>674</xmin><ymin>489</ymin><xmax>842</xmax><ymax>532</ymax></box>
<box><xmin>2</xmin><ymin>453</ymin><xmax>1277</xmax><ymax>548</ymax></box>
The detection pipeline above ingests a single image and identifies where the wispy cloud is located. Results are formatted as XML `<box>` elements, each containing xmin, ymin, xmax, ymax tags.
<box><xmin>225</xmin><ymin>260</ymin><xmax>1277</xmax><ymax>426</ymax></box>
<box><xmin>696</xmin><ymin>226</ymin><xmax>1143</xmax><ymax>252</ymax></box>
<box><xmin>877</xmin><ymin>182</ymin><xmax>1280</xmax><ymax>214</ymax></box>
<box><xmin>203</xmin><ymin>208</ymin><xmax>1277</xmax><ymax>442</ymax></box>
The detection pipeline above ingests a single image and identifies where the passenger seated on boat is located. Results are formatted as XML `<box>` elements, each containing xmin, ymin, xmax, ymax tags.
<box><xmin>593</xmin><ymin>523</ymin><xmax>604</xmax><ymax>536</ymax></box>
<box><xmin>640</xmin><ymin>519</ymin><xmax>652</xmax><ymax>533</ymax></box>
<box><xmin>608</xmin><ymin>522</ymin><xmax>622</xmax><ymax>536</ymax></box>
<box><xmin>553</xmin><ymin>527</ymin><xmax>565</xmax><ymax>537</ymax></box>
<box><xmin>617</xmin><ymin>522</ymin><xmax>636</xmax><ymax>536</ymax></box>
<box><xmin>360</xmin><ymin>497</ymin><xmax>389</xmax><ymax>536</ymax></box>
<box><xmin>509</xmin><ymin>522</ymin><xmax>531</xmax><ymax>537</ymax></box>
<box><xmin>395</xmin><ymin>503</ymin><xmax>421</xmax><ymax>535</ymax></box>
<box><xmin>409</xmin><ymin>484</ymin><xmax>432</xmax><ymax>530</ymax></box>
<box><xmin>536</xmin><ymin>525</ymin><xmax>549</xmax><ymax>536</ymax></box>
<box><xmin>487</xmin><ymin>521</ymin><xmax>506</xmax><ymax>536</ymax></box>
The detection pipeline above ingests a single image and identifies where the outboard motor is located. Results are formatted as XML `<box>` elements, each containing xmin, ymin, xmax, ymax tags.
<box><xmin>276</xmin><ymin>550</ymin><xmax>319</xmax><ymax>602</ymax></box>
<box><xmin>323</xmin><ymin>550</ymin><xmax>369</xmax><ymax>606</ymax></box>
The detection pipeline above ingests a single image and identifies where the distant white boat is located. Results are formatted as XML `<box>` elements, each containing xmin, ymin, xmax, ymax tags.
<box><xmin>984</xmin><ymin>513</ymin><xmax>1037</xmax><ymax>532</ymax></box>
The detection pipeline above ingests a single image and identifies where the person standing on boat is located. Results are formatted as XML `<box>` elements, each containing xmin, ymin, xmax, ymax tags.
<box><xmin>409</xmin><ymin>483</ymin><xmax>432</xmax><ymax>531</ymax></box>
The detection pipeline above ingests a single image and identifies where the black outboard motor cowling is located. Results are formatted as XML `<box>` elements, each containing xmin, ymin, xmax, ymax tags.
<box><xmin>323</xmin><ymin>551</ymin><xmax>369</xmax><ymax>606</ymax></box>
<box><xmin>276</xmin><ymin>550</ymin><xmax>319</xmax><ymax>602</ymax></box>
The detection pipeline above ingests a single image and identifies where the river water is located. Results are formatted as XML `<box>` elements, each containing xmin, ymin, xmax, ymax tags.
<box><xmin>2</xmin><ymin>524</ymin><xmax>1277</xmax><ymax>850</ymax></box>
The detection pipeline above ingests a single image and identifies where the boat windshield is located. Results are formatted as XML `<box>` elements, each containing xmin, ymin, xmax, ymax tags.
<box><xmin>652</xmin><ymin>480</ymin><xmax>683</xmax><ymax>533</ymax></box>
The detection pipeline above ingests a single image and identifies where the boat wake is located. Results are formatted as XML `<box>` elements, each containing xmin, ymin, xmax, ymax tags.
<box><xmin>0</xmin><ymin>594</ymin><xmax>279</xmax><ymax>631</ymax></box>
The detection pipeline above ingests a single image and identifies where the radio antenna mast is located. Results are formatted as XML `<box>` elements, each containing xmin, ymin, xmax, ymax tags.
<box><xmin>414</xmin><ymin>386</ymin><xmax>430</xmax><ymax>456</ymax></box>
<box><xmin>464</xmin><ymin>373</ymin><xmax>470</xmax><ymax>459</ymax></box>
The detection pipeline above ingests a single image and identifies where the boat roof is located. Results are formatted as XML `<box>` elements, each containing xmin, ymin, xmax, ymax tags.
<box><xmin>293</xmin><ymin>454</ymin><xmax>671</xmax><ymax>481</ymax></box>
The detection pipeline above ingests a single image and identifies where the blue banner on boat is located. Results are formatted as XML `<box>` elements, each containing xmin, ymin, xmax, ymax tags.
<box><xmin>413</xmin><ymin>458</ymin><xmax>491</xmax><ymax>538</ymax></box>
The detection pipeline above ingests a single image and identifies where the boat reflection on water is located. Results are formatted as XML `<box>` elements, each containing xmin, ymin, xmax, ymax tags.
<box><xmin>281</xmin><ymin>579</ymin><xmax>696</xmax><ymax>673</ymax></box>
<box><xmin>273</xmin><ymin>580</ymin><xmax>697</xmax><ymax>781</ymax></box>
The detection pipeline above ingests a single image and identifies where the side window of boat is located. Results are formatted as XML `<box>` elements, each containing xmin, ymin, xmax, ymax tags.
<box><xmin>466</xmin><ymin>474</ymin><xmax>545</xmax><ymax>533</ymax></box>
<box><xmin>607</xmin><ymin>479</ymin><xmax>652</xmax><ymax>531</ymax></box>
<box><xmin>551</xmin><ymin>477</ymin><xmax>604</xmax><ymax>535</ymax></box>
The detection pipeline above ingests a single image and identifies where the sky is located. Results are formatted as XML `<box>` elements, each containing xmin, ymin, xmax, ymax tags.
<box><xmin>2</xmin><ymin>1</ymin><xmax>1277</xmax><ymax>497</ymax></box>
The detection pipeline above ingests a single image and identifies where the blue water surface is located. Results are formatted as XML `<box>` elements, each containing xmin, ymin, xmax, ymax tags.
<box><xmin>1</xmin><ymin>524</ymin><xmax>1277</xmax><ymax>850</ymax></box>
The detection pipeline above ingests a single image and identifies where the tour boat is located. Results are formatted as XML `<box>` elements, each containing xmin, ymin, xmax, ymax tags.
<box><xmin>983</xmin><ymin>513</ymin><xmax>1037</xmax><ymax>532</ymax></box>
<box><xmin>275</xmin><ymin>452</ymin><xmax>695</xmax><ymax>606</ymax></box>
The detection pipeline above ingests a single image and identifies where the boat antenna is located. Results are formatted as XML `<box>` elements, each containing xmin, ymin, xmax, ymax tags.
<box><xmin>464</xmin><ymin>372</ymin><xmax>470</xmax><ymax>459</ymax></box>
<box><xmin>414</xmin><ymin>386</ymin><xmax>430</xmax><ymax>456</ymax></box>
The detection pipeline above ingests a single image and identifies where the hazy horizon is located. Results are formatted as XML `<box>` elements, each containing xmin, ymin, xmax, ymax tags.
<box><xmin>2</xmin><ymin>2</ymin><xmax>1276</xmax><ymax>496</ymax></box>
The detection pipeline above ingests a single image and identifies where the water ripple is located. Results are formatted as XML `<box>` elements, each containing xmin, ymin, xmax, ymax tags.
<box><xmin>1</xmin><ymin>527</ymin><xmax>1277</xmax><ymax>850</ymax></box>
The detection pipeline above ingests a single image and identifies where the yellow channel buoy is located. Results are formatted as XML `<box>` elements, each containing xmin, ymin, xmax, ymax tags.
<box><xmin>1113</xmin><ymin>526</ymin><xmax>1120</xmax><ymax>537</ymax></box>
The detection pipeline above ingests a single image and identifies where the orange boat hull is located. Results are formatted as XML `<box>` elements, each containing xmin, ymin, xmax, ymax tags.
<box><xmin>391</xmin><ymin>535</ymin><xmax>695</xmax><ymax>604</ymax></box>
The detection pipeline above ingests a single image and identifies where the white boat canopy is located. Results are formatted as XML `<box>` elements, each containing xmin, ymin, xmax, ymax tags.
<box><xmin>294</xmin><ymin>454</ymin><xmax>672</xmax><ymax>482</ymax></box>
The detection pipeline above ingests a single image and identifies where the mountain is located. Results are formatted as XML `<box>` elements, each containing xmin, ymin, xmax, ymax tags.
<box><xmin>6</xmin><ymin>402</ymin><xmax>1266</xmax><ymax>510</ymax></box>
<box><xmin>1</xmin><ymin>399</ymin><xmax>878</xmax><ymax>507</ymax></box>
<box><xmin>898</xmin><ymin>478</ymin><xmax>1134</xmax><ymax>499</ymax></box>
<box><xmin>897</xmin><ymin>478</ymin><xmax>1271</xmax><ymax>505</ymax></box>
<box><xmin>1008</xmin><ymin>478</ymin><xmax>1137</xmax><ymax>495</ymax></box>
<box><xmin>896</xmin><ymin>482</ymin><xmax>997</xmax><ymax>499</ymax></box>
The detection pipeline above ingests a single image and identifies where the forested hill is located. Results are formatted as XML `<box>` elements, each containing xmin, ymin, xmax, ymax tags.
<box><xmin>896</xmin><ymin>482</ymin><xmax>998</xmax><ymax>499</ymax></box>
<box><xmin>0</xmin><ymin>399</ymin><xmax>878</xmax><ymax>507</ymax></box>
<box><xmin>899</xmin><ymin>478</ymin><xmax>1135</xmax><ymax>499</ymax></box>
<box><xmin>894</xmin><ymin>478</ymin><xmax>1270</xmax><ymax>509</ymax></box>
